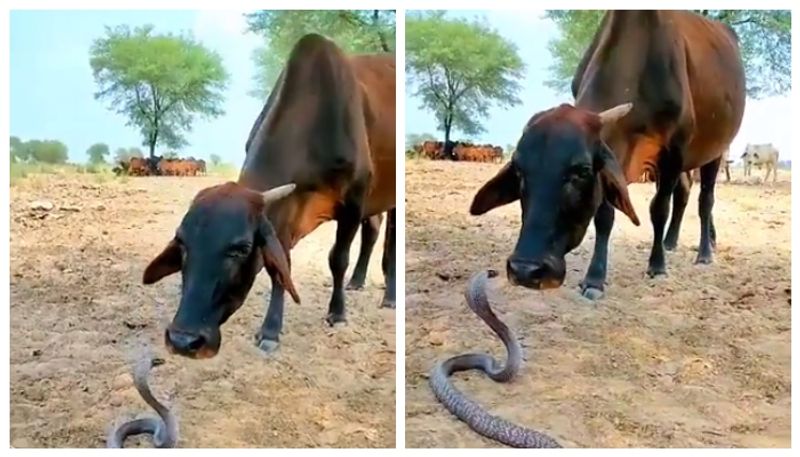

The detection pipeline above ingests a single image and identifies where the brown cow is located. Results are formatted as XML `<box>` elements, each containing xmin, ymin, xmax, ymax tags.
<box><xmin>128</xmin><ymin>157</ymin><xmax>148</xmax><ymax>176</ymax></box>
<box><xmin>471</xmin><ymin>11</ymin><xmax>745</xmax><ymax>300</ymax></box>
<box><xmin>142</xmin><ymin>34</ymin><xmax>395</xmax><ymax>358</ymax></box>
<box><xmin>157</xmin><ymin>159</ymin><xmax>172</xmax><ymax>176</ymax></box>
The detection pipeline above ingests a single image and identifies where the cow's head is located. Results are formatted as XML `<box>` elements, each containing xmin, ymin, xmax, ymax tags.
<box><xmin>143</xmin><ymin>182</ymin><xmax>299</xmax><ymax>359</ymax></box>
<box><xmin>470</xmin><ymin>103</ymin><xmax>640</xmax><ymax>290</ymax></box>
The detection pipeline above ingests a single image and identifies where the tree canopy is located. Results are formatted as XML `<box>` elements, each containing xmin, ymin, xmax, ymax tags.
<box><xmin>544</xmin><ymin>10</ymin><xmax>791</xmax><ymax>98</ymax></box>
<box><xmin>246</xmin><ymin>10</ymin><xmax>396</xmax><ymax>98</ymax></box>
<box><xmin>209</xmin><ymin>153</ymin><xmax>222</xmax><ymax>166</ymax></box>
<box><xmin>11</xmin><ymin>139</ymin><xmax>69</xmax><ymax>164</ymax></box>
<box><xmin>86</xmin><ymin>143</ymin><xmax>110</xmax><ymax>164</ymax></box>
<box><xmin>10</xmin><ymin>136</ymin><xmax>23</xmax><ymax>162</ymax></box>
<box><xmin>406</xmin><ymin>12</ymin><xmax>525</xmax><ymax>157</ymax></box>
<box><xmin>114</xmin><ymin>147</ymin><xmax>144</xmax><ymax>163</ymax></box>
<box><xmin>405</xmin><ymin>132</ymin><xmax>437</xmax><ymax>150</ymax></box>
<box><xmin>90</xmin><ymin>25</ymin><xmax>229</xmax><ymax>159</ymax></box>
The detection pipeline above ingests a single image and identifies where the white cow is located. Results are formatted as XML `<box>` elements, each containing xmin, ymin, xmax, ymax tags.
<box><xmin>741</xmin><ymin>143</ymin><xmax>779</xmax><ymax>184</ymax></box>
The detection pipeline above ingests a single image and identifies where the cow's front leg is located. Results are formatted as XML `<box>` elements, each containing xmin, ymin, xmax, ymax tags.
<box><xmin>581</xmin><ymin>199</ymin><xmax>614</xmax><ymax>300</ymax></box>
<box><xmin>256</xmin><ymin>270</ymin><xmax>289</xmax><ymax>354</ymax></box>
<box><xmin>380</xmin><ymin>208</ymin><xmax>396</xmax><ymax>308</ymax></box>
<box><xmin>326</xmin><ymin>204</ymin><xmax>362</xmax><ymax>325</ymax></box>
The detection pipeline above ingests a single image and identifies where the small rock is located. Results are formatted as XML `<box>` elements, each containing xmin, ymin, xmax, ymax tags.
<box><xmin>435</xmin><ymin>272</ymin><xmax>451</xmax><ymax>281</ymax></box>
<box><xmin>123</xmin><ymin>320</ymin><xmax>147</xmax><ymax>330</ymax></box>
<box><xmin>93</xmin><ymin>204</ymin><xmax>106</xmax><ymax>211</ymax></box>
<box><xmin>32</xmin><ymin>349</ymin><xmax>42</xmax><ymax>357</ymax></box>
<box><xmin>112</xmin><ymin>373</ymin><xmax>132</xmax><ymax>390</ymax></box>
<box><xmin>109</xmin><ymin>392</ymin><xmax>126</xmax><ymax>407</ymax></box>
<box><xmin>428</xmin><ymin>332</ymin><xmax>445</xmax><ymax>346</ymax></box>
<box><xmin>29</xmin><ymin>200</ymin><xmax>54</xmax><ymax>211</ymax></box>
<box><xmin>60</xmin><ymin>205</ymin><xmax>81</xmax><ymax>212</ymax></box>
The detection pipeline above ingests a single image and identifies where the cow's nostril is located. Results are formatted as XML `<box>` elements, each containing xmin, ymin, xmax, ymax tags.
<box><xmin>167</xmin><ymin>329</ymin><xmax>206</xmax><ymax>353</ymax></box>
<box><xmin>528</xmin><ymin>262</ymin><xmax>547</xmax><ymax>280</ymax></box>
<box><xmin>186</xmin><ymin>334</ymin><xmax>205</xmax><ymax>351</ymax></box>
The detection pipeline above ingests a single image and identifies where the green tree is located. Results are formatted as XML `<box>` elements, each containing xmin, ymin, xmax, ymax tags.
<box><xmin>209</xmin><ymin>153</ymin><xmax>221</xmax><ymax>166</ymax></box>
<box><xmin>10</xmin><ymin>136</ymin><xmax>24</xmax><ymax>162</ymax></box>
<box><xmin>90</xmin><ymin>25</ymin><xmax>229</xmax><ymax>159</ymax></box>
<box><xmin>406</xmin><ymin>13</ymin><xmax>525</xmax><ymax>158</ymax></box>
<box><xmin>86</xmin><ymin>143</ymin><xmax>110</xmax><ymax>164</ymax></box>
<box><xmin>23</xmin><ymin>140</ymin><xmax>69</xmax><ymax>164</ymax></box>
<box><xmin>544</xmin><ymin>10</ymin><xmax>791</xmax><ymax>98</ymax></box>
<box><xmin>246</xmin><ymin>10</ymin><xmax>396</xmax><ymax>98</ymax></box>
<box><xmin>163</xmin><ymin>150</ymin><xmax>179</xmax><ymax>159</ymax></box>
<box><xmin>405</xmin><ymin>132</ymin><xmax>437</xmax><ymax>150</ymax></box>
<box><xmin>114</xmin><ymin>147</ymin><xmax>144</xmax><ymax>163</ymax></box>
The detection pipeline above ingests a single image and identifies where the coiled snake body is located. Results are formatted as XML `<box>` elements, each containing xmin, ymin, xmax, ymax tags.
<box><xmin>429</xmin><ymin>269</ymin><xmax>561</xmax><ymax>448</ymax></box>
<box><xmin>107</xmin><ymin>356</ymin><xmax>178</xmax><ymax>448</ymax></box>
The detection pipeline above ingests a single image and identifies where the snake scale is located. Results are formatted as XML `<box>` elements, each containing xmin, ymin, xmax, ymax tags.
<box><xmin>429</xmin><ymin>269</ymin><xmax>562</xmax><ymax>448</ymax></box>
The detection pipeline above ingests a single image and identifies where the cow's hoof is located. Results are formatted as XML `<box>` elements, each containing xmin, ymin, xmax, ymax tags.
<box><xmin>663</xmin><ymin>240</ymin><xmax>678</xmax><ymax>251</ymax></box>
<box><xmin>380</xmin><ymin>298</ymin><xmax>396</xmax><ymax>309</ymax></box>
<box><xmin>346</xmin><ymin>282</ymin><xmax>365</xmax><ymax>291</ymax></box>
<box><xmin>325</xmin><ymin>312</ymin><xmax>347</xmax><ymax>327</ymax></box>
<box><xmin>646</xmin><ymin>266</ymin><xmax>667</xmax><ymax>278</ymax></box>
<box><xmin>256</xmin><ymin>338</ymin><xmax>280</xmax><ymax>354</ymax></box>
<box><xmin>581</xmin><ymin>286</ymin><xmax>604</xmax><ymax>301</ymax></box>
<box><xmin>695</xmin><ymin>255</ymin><xmax>713</xmax><ymax>265</ymax></box>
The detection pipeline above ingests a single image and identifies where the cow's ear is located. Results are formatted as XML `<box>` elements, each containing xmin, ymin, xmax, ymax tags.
<box><xmin>470</xmin><ymin>162</ymin><xmax>520</xmax><ymax>215</ymax></box>
<box><xmin>143</xmin><ymin>239</ymin><xmax>182</xmax><ymax>284</ymax></box>
<box><xmin>596</xmin><ymin>142</ymin><xmax>640</xmax><ymax>226</ymax></box>
<box><xmin>258</xmin><ymin>215</ymin><xmax>300</xmax><ymax>304</ymax></box>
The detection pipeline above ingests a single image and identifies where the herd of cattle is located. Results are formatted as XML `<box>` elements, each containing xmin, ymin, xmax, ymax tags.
<box><xmin>412</xmin><ymin>141</ymin><xmax>504</xmax><ymax>163</ymax></box>
<box><xmin>413</xmin><ymin>139</ymin><xmax>781</xmax><ymax>185</ymax></box>
<box><xmin>113</xmin><ymin>156</ymin><xmax>207</xmax><ymax>177</ymax></box>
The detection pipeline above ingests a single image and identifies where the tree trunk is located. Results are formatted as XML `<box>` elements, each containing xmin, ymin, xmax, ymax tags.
<box><xmin>443</xmin><ymin>120</ymin><xmax>454</xmax><ymax>160</ymax></box>
<box><xmin>148</xmin><ymin>129</ymin><xmax>159</xmax><ymax>160</ymax></box>
<box><xmin>373</xmin><ymin>10</ymin><xmax>390</xmax><ymax>52</ymax></box>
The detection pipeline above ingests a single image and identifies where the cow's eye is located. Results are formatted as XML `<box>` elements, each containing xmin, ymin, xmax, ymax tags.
<box><xmin>227</xmin><ymin>243</ymin><xmax>251</xmax><ymax>257</ymax></box>
<box><xmin>565</xmin><ymin>165</ymin><xmax>592</xmax><ymax>183</ymax></box>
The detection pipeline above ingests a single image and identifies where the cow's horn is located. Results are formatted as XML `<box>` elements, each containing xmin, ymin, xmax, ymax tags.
<box><xmin>598</xmin><ymin>103</ymin><xmax>633</xmax><ymax>125</ymax></box>
<box><xmin>262</xmin><ymin>183</ymin><xmax>296</xmax><ymax>205</ymax></box>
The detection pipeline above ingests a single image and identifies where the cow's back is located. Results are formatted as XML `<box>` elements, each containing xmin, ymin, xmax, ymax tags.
<box><xmin>673</xmin><ymin>12</ymin><xmax>746</xmax><ymax>169</ymax></box>
<box><xmin>349</xmin><ymin>54</ymin><xmax>396</xmax><ymax>216</ymax></box>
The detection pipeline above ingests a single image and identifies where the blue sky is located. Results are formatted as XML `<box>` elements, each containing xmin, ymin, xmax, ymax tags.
<box><xmin>10</xmin><ymin>10</ymin><xmax>262</xmax><ymax>164</ymax></box>
<box><xmin>405</xmin><ymin>10</ymin><xmax>792</xmax><ymax>161</ymax></box>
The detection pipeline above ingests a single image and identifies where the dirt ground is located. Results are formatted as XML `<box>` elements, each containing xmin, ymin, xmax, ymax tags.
<box><xmin>405</xmin><ymin>160</ymin><xmax>791</xmax><ymax>448</ymax></box>
<box><xmin>10</xmin><ymin>174</ymin><xmax>396</xmax><ymax>448</ymax></box>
